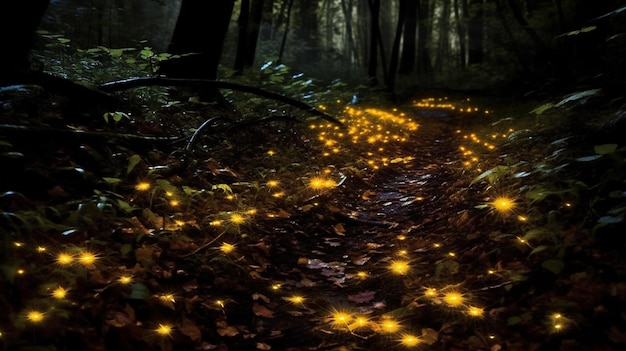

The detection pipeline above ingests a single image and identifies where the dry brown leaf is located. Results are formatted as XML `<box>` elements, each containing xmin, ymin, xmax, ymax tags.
<box><xmin>253</xmin><ymin>302</ymin><xmax>275</xmax><ymax>318</ymax></box>
<box><xmin>256</xmin><ymin>342</ymin><xmax>272</xmax><ymax>350</ymax></box>
<box><xmin>333</xmin><ymin>223</ymin><xmax>346</xmax><ymax>235</ymax></box>
<box><xmin>180</xmin><ymin>316</ymin><xmax>202</xmax><ymax>341</ymax></box>
<box><xmin>348</xmin><ymin>290</ymin><xmax>377</xmax><ymax>304</ymax></box>
<box><xmin>421</xmin><ymin>327</ymin><xmax>439</xmax><ymax>345</ymax></box>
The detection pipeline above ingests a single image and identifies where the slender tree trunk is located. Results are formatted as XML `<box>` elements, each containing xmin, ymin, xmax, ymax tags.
<box><xmin>278</xmin><ymin>0</ymin><xmax>294</xmax><ymax>63</ymax></box>
<box><xmin>506</xmin><ymin>0</ymin><xmax>548</xmax><ymax>54</ymax></box>
<box><xmin>341</xmin><ymin>0</ymin><xmax>358</xmax><ymax>64</ymax></box>
<box><xmin>234</xmin><ymin>0</ymin><xmax>251</xmax><ymax>74</ymax></box>
<box><xmin>246</xmin><ymin>0</ymin><xmax>265</xmax><ymax>66</ymax></box>
<box><xmin>453</xmin><ymin>0</ymin><xmax>466</xmax><ymax>69</ymax></box>
<box><xmin>416</xmin><ymin>0</ymin><xmax>433</xmax><ymax>78</ymax></box>
<box><xmin>388</xmin><ymin>0</ymin><xmax>407</xmax><ymax>92</ymax></box>
<box><xmin>367</xmin><ymin>0</ymin><xmax>381</xmax><ymax>86</ymax></box>
<box><xmin>399</xmin><ymin>0</ymin><xmax>418</xmax><ymax>74</ymax></box>
<box><xmin>467</xmin><ymin>0</ymin><xmax>484</xmax><ymax>64</ymax></box>
<box><xmin>434</xmin><ymin>0</ymin><xmax>451</xmax><ymax>73</ymax></box>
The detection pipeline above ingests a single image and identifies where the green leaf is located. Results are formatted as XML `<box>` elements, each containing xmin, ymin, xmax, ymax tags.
<box><xmin>542</xmin><ymin>259</ymin><xmax>565</xmax><ymax>275</ymax></box>
<box><xmin>529</xmin><ymin>245</ymin><xmax>549</xmax><ymax>256</ymax></box>
<box><xmin>103</xmin><ymin>177</ymin><xmax>121</xmax><ymax>185</ymax></box>
<box><xmin>127</xmin><ymin>154</ymin><xmax>142</xmax><ymax>175</ymax></box>
<box><xmin>530</xmin><ymin>103</ymin><xmax>554</xmax><ymax>115</ymax></box>
<box><xmin>594</xmin><ymin>144</ymin><xmax>618</xmax><ymax>155</ymax></box>
<box><xmin>471</xmin><ymin>165</ymin><xmax>510</xmax><ymax>185</ymax></box>
<box><xmin>576</xmin><ymin>155</ymin><xmax>602</xmax><ymax>162</ymax></box>
<box><xmin>507</xmin><ymin>316</ymin><xmax>522</xmax><ymax>326</ymax></box>
<box><xmin>212</xmin><ymin>184</ymin><xmax>233</xmax><ymax>194</ymax></box>
<box><xmin>129</xmin><ymin>283</ymin><xmax>151</xmax><ymax>300</ymax></box>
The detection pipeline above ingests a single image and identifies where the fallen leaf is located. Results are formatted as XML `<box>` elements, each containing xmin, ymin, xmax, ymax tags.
<box><xmin>348</xmin><ymin>290</ymin><xmax>377</xmax><ymax>304</ymax></box>
<box><xmin>253</xmin><ymin>302</ymin><xmax>274</xmax><ymax>318</ymax></box>
<box><xmin>256</xmin><ymin>342</ymin><xmax>272</xmax><ymax>350</ymax></box>
<box><xmin>333</xmin><ymin>223</ymin><xmax>346</xmax><ymax>235</ymax></box>
<box><xmin>180</xmin><ymin>316</ymin><xmax>202</xmax><ymax>341</ymax></box>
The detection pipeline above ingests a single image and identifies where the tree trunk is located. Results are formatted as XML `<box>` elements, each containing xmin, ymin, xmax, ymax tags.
<box><xmin>453</xmin><ymin>0</ymin><xmax>466</xmax><ymax>69</ymax></box>
<box><xmin>246</xmin><ymin>0</ymin><xmax>265</xmax><ymax>67</ymax></box>
<box><xmin>388</xmin><ymin>0</ymin><xmax>407</xmax><ymax>92</ymax></box>
<box><xmin>434</xmin><ymin>0</ymin><xmax>451</xmax><ymax>73</ymax></box>
<box><xmin>278</xmin><ymin>0</ymin><xmax>294</xmax><ymax>63</ymax></box>
<box><xmin>416</xmin><ymin>0</ymin><xmax>433</xmax><ymax>78</ymax></box>
<box><xmin>467</xmin><ymin>0</ymin><xmax>484</xmax><ymax>65</ymax></box>
<box><xmin>0</xmin><ymin>1</ymin><xmax>50</xmax><ymax>82</ymax></box>
<box><xmin>367</xmin><ymin>0</ymin><xmax>381</xmax><ymax>86</ymax></box>
<box><xmin>340</xmin><ymin>0</ymin><xmax>358</xmax><ymax>64</ymax></box>
<box><xmin>234</xmin><ymin>0</ymin><xmax>251</xmax><ymax>74</ymax></box>
<box><xmin>158</xmin><ymin>0</ymin><xmax>235</xmax><ymax>80</ymax></box>
<box><xmin>398</xmin><ymin>0</ymin><xmax>418</xmax><ymax>74</ymax></box>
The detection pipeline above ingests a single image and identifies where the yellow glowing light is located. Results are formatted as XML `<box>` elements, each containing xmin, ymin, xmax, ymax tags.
<box><xmin>356</xmin><ymin>271</ymin><xmax>369</xmax><ymax>279</ymax></box>
<box><xmin>350</xmin><ymin>316</ymin><xmax>370</xmax><ymax>330</ymax></box>
<box><xmin>210</xmin><ymin>220</ymin><xmax>223</xmax><ymax>226</ymax></box>
<box><xmin>230</xmin><ymin>213</ymin><xmax>246</xmax><ymax>225</ymax></box>
<box><xmin>119</xmin><ymin>275</ymin><xmax>133</xmax><ymax>284</ymax></box>
<box><xmin>79</xmin><ymin>251</ymin><xmax>97</xmax><ymax>266</ymax></box>
<box><xmin>267</xmin><ymin>150</ymin><xmax>275</xmax><ymax>156</ymax></box>
<box><xmin>160</xmin><ymin>294</ymin><xmax>176</xmax><ymax>304</ymax></box>
<box><xmin>220</xmin><ymin>242</ymin><xmax>235</xmax><ymax>254</ymax></box>
<box><xmin>216</xmin><ymin>300</ymin><xmax>225</xmax><ymax>308</ymax></box>
<box><xmin>448</xmin><ymin>252</ymin><xmax>456</xmax><ymax>257</ymax></box>
<box><xmin>488</xmin><ymin>269</ymin><xmax>495</xmax><ymax>275</ymax></box>
<box><xmin>37</xmin><ymin>246</ymin><xmax>47</xmax><ymax>253</ymax></box>
<box><xmin>156</xmin><ymin>323</ymin><xmax>173</xmax><ymax>336</ymax></box>
<box><xmin>286</xmin><ymin>295</ymin><xmax>305</xmax><ymax>304</ymax></box>
<box><xmin>169</xmin><ymin>199</ymin><xmax>180</xmax><ymax>207</ymax></box>
<box><xmin>492</xmin><ymin>197</ymin><xmax>515</xmax><ymax>213</ymax></box>
<box><xmin>517</xmin><ymin>215</ymin><xmax>528</xmax><ymax>222</ymax></box>
<box><xmin>165</xmin><ymin>191</ymin><xmax>173</xmax><ymax>197</ymax></box>
<box><xmin>225</xmin><ymin>194</ymin><xmax>235</xmax><ymax>200</ymax></box>
<box><xmin>16</xmin><ymin>268</ymin><xmax>25</xmax><ymax>275</ymax></box>
<box><xmin>272</xmin><ymin>191</ymin><xmax>285</xmax><ymax>198</ymax></box>
<box><xmin>443</xmin><ymin>292</ymin><xmax>464</xmax><ymax>307</ymax></box>
<box><xmin>57</xmin><ymin>253</ymin><xmax>74</xmax><ymax>265</ymax></box>
<box><xmin>390</xmin><ymin>260</ymin><xmax>410</xmax><ymax>275</ymax></box>
<box><xmin>400</xmin><ymin>334</ymin><xmax>421</xmax><ymax>347</ymax></box>
<box><xmin>468</xmin><ymin>306</ymin><xmax>484</xmax><ymax>317</ymax></box>
<box><xmin>135</xmin><ymin>182</ymin><xmax>151</xmax><ymax>191</ymax></box>
<box><xmin>14</xmin><ymin>242</ymin><xmax>24</xmax><ymax>247</ymax></box>
<box><xmin>330</xmin><ymin>312</ymin><xmax>352</xmax><ymax>328</ymax></box>
<box><xmin>380</xmin><ymin>318</ymin><xmax>401</xmax><ymax>333</ymax></box>
<box><xmin>424</xmin><ymin>288</ymin><xmax>437</xmax><ymax>298</ymax></box>
<box><xmin>271</xmin><ymin>283</ymin><xmax>281</xmax><ymax>290</ymax></box>
<box><xmin>308</xmin><ymin>177</ymin><xmax>327</xmax><ymax>190</ymax></box>
<box><xmin>433</xmin><ymin>243</ymin><xmax>441</xmax><ymax>248</ymax></box>
<box><xmin>266</xmin><ymin>180</ymin><xmax>279</xmax><ymax>188</ymax></box>
<box><xmin>26</xmin><ymin>310</ymin><xmax>45</xmax><ymax>323</ymax></box>
<box><xmin>52</xmin><ymin>286</ymin><xmax>68</xmax><ymax>299</ymax></box>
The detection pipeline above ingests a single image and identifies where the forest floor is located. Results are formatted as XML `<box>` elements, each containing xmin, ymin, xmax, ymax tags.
<box><xmin>1</xmin><ymin>85</ymin><xmax>626</xmax><ymax>351</ymax></box>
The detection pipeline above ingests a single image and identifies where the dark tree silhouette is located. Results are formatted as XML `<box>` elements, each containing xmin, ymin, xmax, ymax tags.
<box><xmin>0</xmin><ymin>1</ymin><xmax>49</xmax><ymax>82</ymax></box>
<box><xmin>158</xmin><ymin>0</ymin><xmax>235</xmax><ymax>80</ymax></box>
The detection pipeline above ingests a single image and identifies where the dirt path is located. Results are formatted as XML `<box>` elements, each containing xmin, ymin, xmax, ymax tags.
<box><xmin>263</xmin><ymin>110</ymin><xmax>478</xmax><ymax>349</ymax></box>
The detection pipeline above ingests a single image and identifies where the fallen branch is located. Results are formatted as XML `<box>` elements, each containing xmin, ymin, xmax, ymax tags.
<box><xmin>98</xmin><ymin>77</ymin><xmax>344</xmax><ymax>128</ymax></box>
<box><xmin>0</xmin><ymin>123</ymin><xmax>180</xmax><ymax>145</ymax></box>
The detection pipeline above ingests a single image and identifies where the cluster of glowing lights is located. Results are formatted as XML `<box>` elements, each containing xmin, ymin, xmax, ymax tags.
<box><xmin>55</xmin><ymin>250</ymin><xmax>98</xmax><ymax>268</ymax></box>
<box><xmin>413</xmin><ymin>97</ymin><xmax>490</xmax><ymax>114</ymax></box>
<box><xmin>457</xmin><ymin>128</ymin><xmax>515</xmax><ymax>169</ymax></box>
<box><xmin>308</xmin><ymin>176</ymin><xmax>337</xmax><ymax>190</ymax></box>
